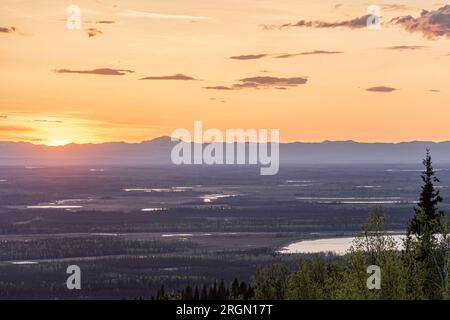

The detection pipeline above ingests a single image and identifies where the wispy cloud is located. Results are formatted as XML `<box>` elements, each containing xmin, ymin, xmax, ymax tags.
<box><xmin>54</xmin><ymin>68</ymin><xmax>134</xmax><ymax>76</ymax></box>
<box><xmin>230</xmin><ymin>54</ymin><xmax>269</xmax><ymax>60</ymax></box>
<box><xmin>264</xmin><ymin>15</ymin><xmax>371</xmax><ymax>30</ymax></box>
<box><xmin>59</xmin><ymin>19</ymin><xmax>116</xmax><ymax>25</ymax></box>
<box><xmin>121</xmin><ymin>9</ymin><xmax>212</xmax><ymax>21</ymax></box>
<box><xmin>140</xmin><ymin>74</ymin><xmax>198</xmax><ymax>81</ymax></box>
<box><xmin>209</xmin><ymin>98</ymin><xmax>226</xmax><ymax>103</ymax></box>
<box><xmin>230</xmin><ymin>51</ymin><xmax>342</xmax><ymax>60</ymax></box>
<box><xmin>204</xmin><ymin>86</ymin><xmax>233</xmax><ymax>90</ymax></box>
<box><xmin>240</xmin><ymin>76</ymin><xmax>308</xmax><ymax>87</ymax></box>
<box><xmin>86</xmin><ymin>20</ymin><xmax>116</xmax><ymax>24</ymax></box>
<box><xmin>381</xmin><ymin>4</ymin><xmax>413</xmax><ymax>12</ymax></box>
<box><xmin>34</xmin><ymin>119</ymin><xmax>64</xmax><ymax>124</ymax></box>
<box><xmin>275</xmin><ymin>50</ymin><xmax>343</xmax><ymax>58</ymax></box>
<box><xmin>390</xmin><ymin>5</ymin><xmax>450</xmax><ymax>39</ymax></box>
<box><xmin>0</xmin><ymin>125</ymin><xmax>36</xmax><ymax>132</ymax></box>
<box><xmin>384</xmin><ymin>45</ymin><xmax>427</xmax><ymax>50</ymax></box>
<box><xmin>205</xmin><ymin>76</ymin><xmax>308</xmax><ymax>90</ymax></box>
<box><xmin>366</xmin><ymin>86</ymin><xmax>397</xmax><ymax>92</ymax></box>
<box><xmin>0</xmin><ymin>26</ymin><xmax>16</xmax><ymax>34</ymax></box>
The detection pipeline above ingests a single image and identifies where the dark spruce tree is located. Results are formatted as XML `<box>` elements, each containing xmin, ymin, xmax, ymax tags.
<box><xmin>200</xmin><ymin>285</ymin><xmax>208</xmax><ymax>300</ymax></box>
<box><xmin>406</xmin><ymin>149</ymin><xmax>445</xmax><ymax>299</ymax></box>
<box><xmin>407</xmin><ymin>149</ymin><xmax>444</xmax><ymax>246</ymax></box>
<box><xmin>194</xmin><ymin>285</ymin><xmax>200</xmax><ymax>300</ymax></box>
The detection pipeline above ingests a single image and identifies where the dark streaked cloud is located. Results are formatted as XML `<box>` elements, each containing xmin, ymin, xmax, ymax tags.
<box><xmin>34</xmin><ymin>119</ymin><xmax>64</xmax><ymax>124</ymax></box>
<box><xmin>0</xmin><ymin>115</ymin><xmax>8</xmax><ymax>119</ymax></box>
<box><xmin>366</xmin><ymin>86</ymin><xmax>397</xmax><ymax>92</ymax></box>
<box><xmin>204</xmin><ymin>86</ymin><xmax>233</xmax><ymax>90</ymax></box>
<box><xmin>384</xmin><ymin>45</ymin><xmax>427</xmax><ymax>50</ymax></box>
<box><xmin>205</xmin><ymin>76</ymin><xmax>308</xmax><ymax>90</ymax></box>
<box><xmin>264</xmin><ymin>15</ymin><xmax>371</xmax><ymax>30</ymax></box>
<box><xmin>86</xmin><ymin>28</ymin><xmax>103</xmax><ymax>38</ymax></box>
<box><xmin>240</xmin><ymin>76</ymin><xmax>307</xmax><ymax>86</ymax></box>
<box><xmin>54</xmin><ymin>68</ymin><xmax>134</xmax><ymax>76</ymax></box>
<box><xmin>0</xmin><ymin>26</ymin><xmax>16</xmax><ymax>33</ymax></box>
<box><xmin>229</xmin><ymin>51</ymin><xmax>342</xmax><ymax>60</ymax></box>
<box><xmin>275</xmin><ymin>50</ymin><xmax>343</xmax><ymax>58</ymax></box>
<box><xmin>390</xmin><ymin>5</ymin><xmax>450</xmax><ymax>39</ymax></box>
<box><xmin>230</xmin><ymin>54</ymin><xmax>268</xmax><ymax>60</ymax></box>
<box><xmin>429</xmin><ymin>89</ymin><xmax>441</xmax><ymax>93</ymax></box>
<box><xmin>208</xmin><ymin>98</ymin><xmax>226</xmax><ymax>103</ymax></box>
<box><xmin>59</xmin><ymin>19</ymin><xmax>116</xmax><ymax>25</ymax></box>
<box><xmin>231</xmin><ymin>82</ymin><xmax>260</xmax><ymax>89</ymax></box>
<box><xmin>59</xmin><ymin>19</ymin><xmax>116</xmax><ymax>24</ymax></box>
<box><xmin>140</xmin><ymin>74</ymin><xmax>198</xmax><ymax>81</ymax></box>
<box><xmin>87</xmin><ymin>20</ymin><xmax>116</xmax><ymax>24</ymax></box>
<box><xmin>121</xmin><ymin>9</ymin><xmax>212</xmax><ymax>21</ymax></box>
<box><xmin>296</xmin><ymin>50</ymin><xmax>343</xmax><ymax>55</ymax></box>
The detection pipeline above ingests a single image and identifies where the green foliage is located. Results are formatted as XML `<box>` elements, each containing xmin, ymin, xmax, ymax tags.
<box><xmin>337</xmin><ymin>206</ymin><xmax>409</xmax><ymax>299</ymax></box>
<box><xmin>253</xmin><ymin>203</ymin><xmax>449</xmax><ymax>300</ymax></box>
<box><xmin>286</xmin><ymin>257</ymin><xmax>344</xmax><ymax>299</ymax></box>
<box><xmin>252</xmin><ymin>264</ymin><xmax>288</xmax><ymax>299</ymax></box>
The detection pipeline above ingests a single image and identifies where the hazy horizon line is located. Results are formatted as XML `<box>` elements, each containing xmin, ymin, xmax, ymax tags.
<box><xmin>2</xmin><ymin>136</ymin><xmax>450</xmax><ymax>147</ymax></box>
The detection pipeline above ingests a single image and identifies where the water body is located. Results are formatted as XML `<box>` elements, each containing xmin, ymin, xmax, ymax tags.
<box><xmin>355</xmin><ymin>185</ymin><xmax>382</xmax><ymax>189</ymax></box>
<box><xmin>200</xmin><ymin>194</ymin><xmax>235</xmax><ymax>203</ymax></box>
<box><xmin>11</xmin><ymin>261</ymin><xmax>39</xmax><ymax>265</ymax></box>
<box><xmin>141</xmin><ymin>208</ymin><xmax>166</xmax><ymax>212</ymax></box>
<box><xmin>162</xmin><ymin>234</ymin><xmax>194</xmax><ymax>238</ymax></box>
<box><xmin>295</xmin><ymin>197</ymin><xmax>415</xmax><ymax>204</ymax></box>
<box><xmin>279</xmin><ymin>235</ymin><xmax>406</xmax><ymax>255</ymax></box>
<box><xmin>27</xmin><ymin>205</ymin><xmax>83</xmax><ymax>209</ymax></box>
<box><xmin>123</xmin><ymin>188</ymin><xmax>186</xmax><ymax>193</ymax></box>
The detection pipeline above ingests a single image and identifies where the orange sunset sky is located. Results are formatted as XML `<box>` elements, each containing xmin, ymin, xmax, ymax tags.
<box><xmin>0</xmin><ymin>0</ymin><xmax>449</xmax><ymax>146</ymax></box>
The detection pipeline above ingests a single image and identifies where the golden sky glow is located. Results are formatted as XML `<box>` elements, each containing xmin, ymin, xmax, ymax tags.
<box><xmin>0</xmin><ymin>0</ymin><xmax>449</xmax><ymax>145</ymax></box>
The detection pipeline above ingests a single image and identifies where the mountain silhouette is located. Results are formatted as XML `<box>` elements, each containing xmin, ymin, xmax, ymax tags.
<box><xmin>0</xmin><ymin>138</ymin><xmax>449</xmax><ymax>166</ymax></box>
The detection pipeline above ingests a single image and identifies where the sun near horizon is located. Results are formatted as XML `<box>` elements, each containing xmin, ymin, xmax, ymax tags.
<box><xmin>44</xmin><ymin>139</ymin><xmax>73</xmax><ymax>147</ymax></box>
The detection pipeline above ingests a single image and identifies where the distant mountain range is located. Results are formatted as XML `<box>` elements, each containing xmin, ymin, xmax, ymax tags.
<box><xmin>0</xmin><ymin>137</ymin><xmax>450</xmax><ymax>166</ymax></box>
